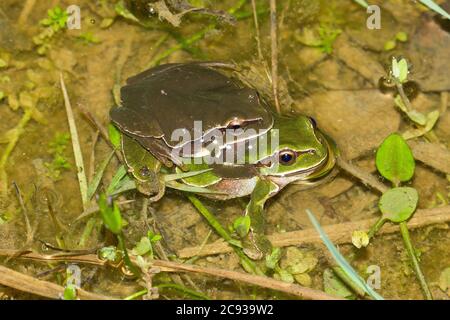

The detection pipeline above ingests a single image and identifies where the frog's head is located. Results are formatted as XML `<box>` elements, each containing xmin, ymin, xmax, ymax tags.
<box><xmin>258</xmin><ymin>115</ymin><xmax>337</xmax><ymax>186</ymax></box>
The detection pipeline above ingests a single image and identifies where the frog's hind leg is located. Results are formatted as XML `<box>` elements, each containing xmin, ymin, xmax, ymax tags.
<box><xmin>136</xmin><ymin>137</ymin><xmax>184</xmax><ymax>168</ymax></box>
<box><xmin>148</xmin><ymin>180</ymin><xmax>165</xmax><ymax>202</ymax></box>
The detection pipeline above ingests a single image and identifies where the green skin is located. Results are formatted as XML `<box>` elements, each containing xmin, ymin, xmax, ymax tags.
<box><xmin>121</xmin><ymin>114</ymin><xmax>337</xmax><ymax>258</ymax></box>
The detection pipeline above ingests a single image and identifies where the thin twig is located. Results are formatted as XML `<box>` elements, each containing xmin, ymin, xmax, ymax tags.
<box><xmin>77</xmin><ymin>104</ymin><xmax>123</xmax><ymax>163</ymax></box>
<box><xmin>88</xmin><ymin>130</ymin><xmax>100</xmax><ymax>184</ymax></box>
<box><xmin>395</xmin><ymin>81</ymin><xmax>413</xmax><ymax>112</ymax></box>
<box><xmin>12</xmin><ymin>182</ymin><xmax>32</xmax><ymax>243</ymax></box>
<box><xmin>177</xmin><ymin>205</ymin><xmax>450</xmax><ymax>258</ymax></box>
<box><xmin>0</xmin><ymin>264</ymin><xmax>112</xmax><ymax>300</ymax></box>
<box><xmin>440</xmin><ymin>91</ymin><xmax>448</xmax><ymax>114</ymax></box>
<box><xmin>337</xmin><ymin>157</ymin><xmax>389</xmax><ymax>193</ymax></box>
<box><xmin>251</xmin><ymin>0</ymin><xmax>264</xmax><ymax>60</ymax></box>
<box><xmin>270</xmin><ymin>0</ymin><xmax>281</xmax><ymax>114</ymax></box>
<box><xmin>0</xmin><ymin>250</ymin><xmax>340</xmax><ymax>300</ymax></box>
<box><xmin>60</xmin><ymin>73</ymin><xmax>88</xmax><ymax>210</ymax></box>
<box><xmin>18</xmin><ymin>0</ymin><xmax>36</xmax><ymax>25</ymax></box>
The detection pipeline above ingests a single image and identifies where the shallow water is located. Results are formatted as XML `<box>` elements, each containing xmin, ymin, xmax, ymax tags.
<box><xmin>0</xmin><ymin>0</ymin><xmax>449</xmax><ymax>300</ymax></box>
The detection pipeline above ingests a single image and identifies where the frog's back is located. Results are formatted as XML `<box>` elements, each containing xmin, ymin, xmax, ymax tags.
<box><xmin>110</xmin><ymin>63</ymin><xmax>273</xmax><ymax>148</ymax></box>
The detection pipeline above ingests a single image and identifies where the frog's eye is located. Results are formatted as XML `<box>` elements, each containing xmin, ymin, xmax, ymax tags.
<box><xmin>309</xmin><ymin>117</ymin><xmax>317</xmax><ymax>129</ymax></box>
<box><xmin>279</xmin><ymin>150</ymin><xmax>297</xmax><ymax>166</ymax></box>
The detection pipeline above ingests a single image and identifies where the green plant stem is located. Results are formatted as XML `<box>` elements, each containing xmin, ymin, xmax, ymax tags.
<box><xmin>123</xmin><ymin>289</ymin><xmax>147</xmax><ymax>300</ymax></box>
<box><xmin>117</xmin><ymin>232</ymin><xmax>140</xmax><ymax>277</ymax></box>
<box><xmin>367</xmin><ymin>217</ymin><xmax>386</xmax><ymax>239</ymax></box>
<box><xmin>399</xmin><ymin>221</ymin><xmax>433</xmax><ymax>300</ymax></box>
<box><xmin>60</xmin><ymin>73</ymin><xmax>88</xmax><ymax>210</ymax></box>
<box><xmin>187</xmin><ymin>195</ymin><xmax>264</xmax><ymax>276</ymax></box>
<box><xmin>332</xmin><ymin>266</ymin><xmax>366</xmax><ymax>298</ymax></box>
<box><xmin>395</xmin><ymin>80</ymin><xmax>413</xmax><ymax>112</ymax></box>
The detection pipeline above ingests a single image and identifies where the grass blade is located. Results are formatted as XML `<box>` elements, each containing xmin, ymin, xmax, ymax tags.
<box><xmin>420</xmin><ymin>0</ymin><xmax>450</xmax><ymax>20</ymax></box>
<box><xmin>60</xmin><ymin>73</ymin><xmax>88</xmax><ymax>210</ymax></box>
<box><xmin>306</xmin><ymin>209</ymin><xmax>384</xmax><ymax>300</ymax></box>
<box><xmin>87</xmin><ymin>150</ymin><xmax>115</xmax><ymax>200</ymax></box>
<box><xmin>353</xmin><ymin>0</ymin><xmax>369</xmax><ymax>9</ymax></box>
<box><xmin>106</xmin><ymin>165</ymin><xmax>127</xmax><ymax>195</ymax></box>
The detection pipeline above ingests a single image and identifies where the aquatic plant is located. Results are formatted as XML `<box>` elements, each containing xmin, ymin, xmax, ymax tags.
<box><xmin>39</xmin><ymin>6</ymin><xmax>68</xmax><ymax>32</ymax></box>
<box><xmin>44</xmin><ymin>133</ymin><xmax>71</xmax><ymax>180</ymax></box>
<box><xmin>368</xmin><ymin>133</ymin><xmax>433</xmax><ymax>299</ymax></box>
<box><xmin>33</xmin><ymin>6</ymin><xmax>69</xmax><ymax>55</ymax></box>
<box><xmin>388</xmin><ymin>57</ymin><xmax>440</xmax><ymax>139</ymax></box>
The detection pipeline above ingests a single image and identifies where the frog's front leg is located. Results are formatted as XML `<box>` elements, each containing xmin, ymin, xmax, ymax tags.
<box><xmin>243</xmin><ymin>177</ymin><xmax>279</xmax><ymax>260</ymax></box>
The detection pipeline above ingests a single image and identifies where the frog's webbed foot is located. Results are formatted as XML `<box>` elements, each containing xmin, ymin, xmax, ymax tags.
<box><xmin>136</xmin><ymin>176</ymin><xmax>165</xmax><ymax>202</ymax></box>
<box><xmin>242</xmin><ymin>178</ymin><xmax>279</xmax><ymax>260</ymax></box>
<box><xmin>242</xmin><ymin>230</ymin><xmax>272</xmax><ymax>260</ymax></box>
<box><xmin>148</xmin><ymin>180</ymin><xmax>165</xmax><ymax>202</ymax></box>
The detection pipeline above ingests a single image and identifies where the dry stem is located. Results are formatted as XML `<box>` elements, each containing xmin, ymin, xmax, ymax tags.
<box><xmin>0</xmin><ymin>264</ymin><xmax>112</xmax><ymax>300</ymax></box>
<box><xmin>177</xmin><ymin>205</ymin><xmax>450</xmax><ymax>258</ymax></box>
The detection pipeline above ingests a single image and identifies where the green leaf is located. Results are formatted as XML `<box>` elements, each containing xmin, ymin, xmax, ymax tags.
<box><xmin>131</xmin><ymin>236</ymin><xmax>152</xmax><ymax>256</ymax></box>
<box><xmin>379</xmin><ymin>187</ymin><xmax>418</xmax><ymax>223</ymax></box>
<box><xmin>63</xmin><ymin>284</ymin><xmax>77</xmax><ymax>300</ymax></box>
<box><xmin>98</xmin><ymin>194</ymin><xmax>122</xmax><ymax>234</ymax></box>
<box><xmin>115</xmin><ymin>1</ymin><xmax>140</xmax><ymax>22</ymax></box>
<box><xmin>106</xmin><ymin>165</ymin><xmax>128</xmax><ymax>195</ymax></box>
<box><xmin>376</xmin><ymin>133</ymin><xmax>415</xmax><ymax>185</ymax></box>
<box><xmin>98</xmin><ymin>246</ymin><xmax>121</xmax><ymax>263</ymax></box>
<box><xmin>402</xmin><ymin>110</ymin><xmax>440</xmax><ymax>140</ymax></box>
<box><xmin>397</xmin><ymin>58</ymin><xmax>408</xmax><ymax>83</ymax></box>
<box><xmin>395</xmin><ymin>31</ymin><xmax>408</xmax><ymax>42</ymax></box>
<box><xmin>353</xmin><ymin>0</ymin><xmax>369</xmax><ymax>8</ymax></box>
<box><xmin>87</xmin><ymin>151</ymin><xmax>114</xmax><ymax>200</ymax></box>
<box><xmin>392</xmin><ymin>58</ymin><xmax>408</xmax><ymax>83</ymax></box>
<box><xmin>419</xmin><ymin>0</ymin><xmax>450</xmax><ymax>20</ymax></box>
<box><xmin>265</xmin><ymin>247</ymin><xmax>282</xmax><ymax>269</ymax></box>
<box><xmin>275</xmin><ymin>268</ymin><xmax>294</xmax><ymax>283</ymax></box>
<box><xmin>233</xmin><ymin>215</ymin><xmax>251</xmax><ymax>238</ymax></box>
<box><xmin>108</xmin><ymin>124</ymin><xmax>121</xmax><ymax>149</ymax></box>
<box><xmin>323</xmin><ymin>268</ymin><xmax>355</xmax><ymax>299</ymax></box>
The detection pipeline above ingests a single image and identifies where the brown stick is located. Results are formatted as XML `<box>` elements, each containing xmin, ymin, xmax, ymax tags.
<box><xmin>0</xmin><ymin>265</ymin><xmax>112</xmax><ymax>300</ymax></box>
<box><xmin>270</xmin><ymin>0</ymin><xmax>281</xmax><ymax>114</ymax></box>
<box><xmin>0</xmin><ymin>251</ymin><xmax>340</xmax><ymax>300</ymax></box>
<box><xmin>177</xmin><ymin>205</ymin><xmax>450</xmax><ymax>258</ymax></box>
<box><xmin>150</xmin><ymin>260</ymin><xmax>342</xmax><ymax>300</ymax></box>
<box><xmin>251</xmin><ymin>0</ymin><xmax>264</xmax><ymax>60</ymax></box>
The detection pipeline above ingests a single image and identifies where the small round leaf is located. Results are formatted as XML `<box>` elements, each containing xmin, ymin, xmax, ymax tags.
<box><xmin>379</xmin><ymin>187</ymin><xmax>418</xmax><ymax>223</ymax></box>
<box><xmin>376</xmin><ymin>133</ymin><xmax>415</xmax><ymax>184</ymax></box>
